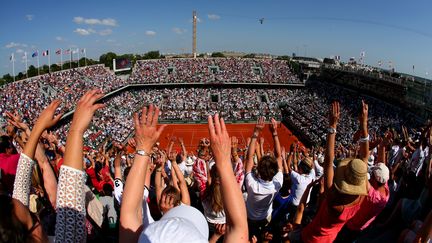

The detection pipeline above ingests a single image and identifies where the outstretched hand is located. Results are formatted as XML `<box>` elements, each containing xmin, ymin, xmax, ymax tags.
<box><xmin>329</xmin><ymin>101</ymin><xmax>340</xmax><ymax>128</ymax></box>
<box><xmin>231</xmin><ymin>136</ymin><xmax>238</xmax><ymax>149</ymax></box>
<box><xmin>33</xmin><ymin>100</ymin><xmax>63</xmax><ymax>133</ymax></box>
<box><xmin>70</xmin><ymin>89</ymin><xmax>105</xmax><ymax>133</ymax></box>
<box><xmin>359</xmin><ymin>100</ymin><xmax>368</xmax><ymax>128</ymax></box>
<box><xmin>133</xmin><ymin>104</ymin><xmax>166</xmax><ymax>152</ymax></box>
<box><xmin>254</xmin><ymin>116</ymin><xmax>266</xmax><ymax>133</ymax></box>
<box><xmin>208</xmin><ymin>114</ymin><xmax>231</xmax><ymax>166</ymax></box>
<box><xmin>270</xmin><ymin>118</ymin><xmax>278</xmax><ymax>133</ymax></box>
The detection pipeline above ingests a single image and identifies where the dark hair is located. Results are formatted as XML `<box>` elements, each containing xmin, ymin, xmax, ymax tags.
<box><xmin>94</xmin><ymin>162</ymin><xmax>103</xmax><ymax>181</ymax></box>
<box><xmin>0</xmin><ymin>195</ymin><xmax>27</xmax><ymax>242</ymax></box>
<box><xmin>161</xmin><ymin>185</ymin><xmax>181</xmax><ymax>206</ymax></box>
<box><xmin>103</xmin><ymin>183</ymin><xmax>113</xmax><ymax>197</ymax></box>
<box><xmin>299</xmin><ymin>162</ymin><xmax>312</xmax><ymax>175</ymax></box>
<box><xmin>0</xmin><ymin>136</ymin><xmax>13</xmax><ymax>154</ymax></box>
<box><xmin>278</xmin><ymin>174</ymin><xmax>292</xmax><ymax>197</ymax></box>
<box><xmin>257</xmin><ymin>155</ymin><xmax>279</xmax><ymax>181</ymax></box>
<box><xmin>203</xmin><ymin>166</ymin><xmax>224</xmax><ymax>213</ymax></box>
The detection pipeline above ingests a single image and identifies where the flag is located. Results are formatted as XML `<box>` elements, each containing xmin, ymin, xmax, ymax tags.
<box><xmin>81</xmin><ymin>48</ymin><xmax>86</xmax><ymax>54</ymax></box>
<box><xmin>360</xmin><ymin>51</ymin><xmax>365</xmax><ymax>57</ymax></box>
<box><xmin>22</xmin><ymin>52</ymin><xmax>27</xmax><ymax>59</ymax></box>
<box><xmin>42</xmin><ymin>50</ymin><xmax>49</xmax><ymax>56</ymax></box>
<box><xmin>378</xmin><ymin>61</ymin><xmax>382</xmax><ymax>66</ymax></box>
<box><xmin>56</xmin><ymin>49</ymin><xmax>61</xmax><ymax>55</ymax></box>
<box><xmin>64</xmin><ymin>49</ymin><xmax>70</xmax><ymax>54</ymax></box>
<box><xmin>32</xmin><ymin>51</ymin><xmax>38</xmax><ymax>57</ymax></box>
<box><xmin>9</xmin><ymin>53</ymin><xmax>14</xmax><ymax>61</ymax></box>
<box><xmin>72</xmin><ymin>48</ymin><xmax>79</xmax><ymax>54</ymax></box>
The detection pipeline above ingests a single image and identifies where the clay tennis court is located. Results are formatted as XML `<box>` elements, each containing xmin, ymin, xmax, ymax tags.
<box><xmin>158</xmin><ymin>122</ymin><xmax>302</xmax><ymax>153</ymax></box>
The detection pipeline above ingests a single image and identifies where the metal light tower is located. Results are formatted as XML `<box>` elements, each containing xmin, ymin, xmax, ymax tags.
<box><xmin>192</xmin><ymin>10</ymin><xmax>197</xmax><ymax>58</ymax></box>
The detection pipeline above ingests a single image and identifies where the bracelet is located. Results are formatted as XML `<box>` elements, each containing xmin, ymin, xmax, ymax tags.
<box><xmin>156</xmin><ymin>168</ymin><xmax>162</xmax><ymax>172</ymax></box>
<box><xmin>359</xmin><ymin>135</ymin><xmax>370</xmax><ymax>143</ymax></box>
<box><xmin>251</xmin><ymin>135</ymin><xmax>258</xmax><ymax>139</ymax></box>
<box><xmin>136</xmin><ymin>149</ymin><xmax>152</xmax><ymax>157</ymax></box>
<box><xmin>272</xmin><ymin>133</ymin><xmax>278</xmax><ymax>137</ymax></box>
<box><xmin>328</xmin><ymin>127</ymin><xmax>337</xmax><ymax>134</ymax></box>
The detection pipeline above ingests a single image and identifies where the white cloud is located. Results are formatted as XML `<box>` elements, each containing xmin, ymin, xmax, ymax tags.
<box><xmin>207</xmin><ymin>14</ymin><xmax>220</xmax><ymax>20</ymax></box>
<box><xmin>99</xmin><ymin>29</ymin><xmax>113</xmax><ymax>36</ymax></box>
<box><xmin>25</xmin><ymin>14</ymin><xmax>34</xmax><ymax>21</ymax></box>
<box><xmin>73</xmin><ymin>16</ymin><xmax>117</xmax><ymax>26</ymax></box>
<box><xmin>74</xmin><ymin>28</ymin><xmax>95</xmax><ymax>36</ymax></box>
<box><xmin>145</xmin><ymin>30</ymin><xmax>156</xmax><ymax>36</ymax></box>
<box><xmin>172</xmin><ymin>27</ymin><xmax>187</xmax><ymax>34</ymax></box>
<box><xmin>5</xmin><ymin>42</ymin><xmax>27</xmax><ymax>48</ymax></box>
<box><xmin>55</xmin><ymin>36</ymin><xmax>65</xmax><ymax>41</ymax></box>
<box><xmin>16</xmin><ymin>49</ymin><xmax>24</xmax><ymax>54</ymax></box>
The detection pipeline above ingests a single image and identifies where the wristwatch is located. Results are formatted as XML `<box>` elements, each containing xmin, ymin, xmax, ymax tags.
<box><xmin>328</xmin><ymin>127</ymin><xmax>337</xmax><ymax>134</ymax></box>
<box><xmin>135</xmin><ymin>150</ymin><xmax>152</xmax><ymax>157</ymax></box>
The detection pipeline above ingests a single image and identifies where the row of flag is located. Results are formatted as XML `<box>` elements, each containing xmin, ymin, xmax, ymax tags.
<box><xmin>10</xmin><ymin>48</ymin><xmax>86</xmax><ymax>61</ymax></box>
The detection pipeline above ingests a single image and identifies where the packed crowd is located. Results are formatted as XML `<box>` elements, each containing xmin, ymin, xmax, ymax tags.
<box><xmin>1</xmin><ymin>88</ymin><xmax>431</xmax><ymax>243</ymax></box>
<box><xmin>0</xmin><ymin>65</ymin><xmax>126</xmax><ymax>126</ymax></box>
<box><xmin>130</xmin><ymin>58</ymin><xmax>300</xmax><ymax>84</ymax></box>
<box><xmin>280</xmin><ymin>80</ymin><xmax>421</xmax><ymax>146</ymax></box>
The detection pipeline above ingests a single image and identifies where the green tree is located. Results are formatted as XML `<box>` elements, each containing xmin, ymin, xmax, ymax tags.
<box><xmin>211</xmin><ymin>52</ymin><xmax>225</xmax><ymax>58</ymax></box>
<box><xmin>243</xmin><ymin>53</ymin><xmax>256</xmax><ymax>58</ymax></box>
<box><xmin>277</xmin><ymin>55</ymin><xmax>290</xmax><ymax>61</ymax></box>
<box><xmin>17</xmin><ymin>72</ymin><xmax>25</xmax><ymax>80</ymax></box>
<box><xmin>2</xmin><ymin>74</ymin><xmax>13</xmax><ymax>83</ymax></box>
<box><xmin>143</xmin><ymin>51</ymin><xmax>160</xmax><ymax>59</ymax></box>
<box><xmin>99</xmin><ymin>52</ymin><xmax>117</xmax><ymax>69</ymax></box>
<box><xmin>50</xmin><ymin>64</ymin><xmax>61</xmax><ymax>72</ymax></box>
<box><xmin>27</xmin><ymin>65</ymin><xmax>38</xmax><ymax>77</ymax></box>
<box><xmin>42</xmin><ymin>65</ymin><xmax>49</xmax><ymax>74</ymax></box>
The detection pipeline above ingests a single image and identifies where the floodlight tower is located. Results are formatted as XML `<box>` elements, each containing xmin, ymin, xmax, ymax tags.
<box><xmin>192</xmin><ymin>10</ymin><xmax>197</xmax><ymax>58</ymax></box>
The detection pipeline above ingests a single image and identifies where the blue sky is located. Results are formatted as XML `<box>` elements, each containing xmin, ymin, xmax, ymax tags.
<box><xmin>1</xmin><ymin>0</ymin><xmax>431</xmax><ymax>78</ymax></box>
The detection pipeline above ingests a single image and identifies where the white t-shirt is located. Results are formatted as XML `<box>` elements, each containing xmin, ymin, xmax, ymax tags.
<box><xmin>202</xmin><ymin>199</ymin><xmax>226</xmax><ymax>224</ymax></box>
<box><xmin>288</xmin><ymin>169</ymin><xmax>315</xmax><ymax>206</ymax></box>
<box><xmin>245</xmin><ymin>171</ymin><xmax>283</xmax><ymax>220</ymax></box>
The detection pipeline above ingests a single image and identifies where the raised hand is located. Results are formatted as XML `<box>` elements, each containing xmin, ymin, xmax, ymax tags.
<box><xmin>329</xmin><ymin>101</ymin><xmax>340</xmax><ymax>128</ymax></box>
<box><xmin>231</xmin><ymin>136</ymin><xmax>238</xmax><ymax>149</ymax></box>
<box><xmin>31</xmin><ymin>100</ymin><xmax>63</xmax><ymax>134</ymax></box>
<box><xmin>359</xmin><ymin>100</ymin><xmax>368</xmax><ymax>128</ymax></box>
<box><xmin>208</xmin><ymin>114</ymin><xmax>231</xmax><ymax>165</ymax></box>
<box><xmin>5</xmin><ymin>110</ymin><xmax>30</xmax><ymax>132</ymax></box>
<box><xmin>70</xmin><ymin>89</ymin><xmax>105</xmax><ymax>134</ymax></box>
<box><xmin>178</xmin><ymin>137</ymin><xmax>184</xmax><ymax>144</ymax></box>
<box><xmin>133</xmin><ymin>104</ymin><xmax>166</xmax><ymax>152</ymax></box>
<box><xmin>254</xmin><ymin>116</ymin><xmax>266</xmax><ymax>134</ymax></box>
<box><xmin>270</xmin><ymin>118</ymin><xmax>278</xmax><ymax>134</ymax></box>
<box><xmin>259</xmin><ymin>137</ymin><xmax>265</xmax><ymax>145</ymax></box>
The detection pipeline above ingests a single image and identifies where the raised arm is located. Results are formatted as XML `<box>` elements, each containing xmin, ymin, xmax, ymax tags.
<box><xmin>179</xmin><ymin>137</ymin><xmax>187</xmax><ymax>160</ymax></box>
<box><xmin>270</xmin><ymin>118</ymin><xmax>283</xmax><ymax>171</ymax></box>
<box><xmin>281</xmin><ymin>146</ymin><xmax>289</xmax><ymax>174</ymax></box>
<box><xmin>171</xmin><ymin>158</ymin><xmax>191</xmax><ymax>205</ymax></box>
<box><xmin>231</xmin><ymin>136</ymin><xmax>240</xmax><ymax>162</ymax></box>
<box><xmin>56</xmin><ymin>89</ymin><xmax>105</xmax><ymax>243</ymax></box>
<box><xmin>209</xmin><ymin>114</ymin><xmax>248</xmax><ymax>242</ymax></box>
<box><xmin>12</xmin><ymin>100</ymin><xmax>62</xmax><ymax>207</ymax></box>
<box><xmin>120</xmin><ymin>105</ymin><xmax>166</xmax><ymax>242</ymax></box>
<box><xmin>246</xmin><ymin>117</ymin><xmax>265</xmax><ymax>173</ymax></box>
<box><xmin>358</xmin><ymin>100</ymin><xmax>370</xmax><ymax>163</ymax></box>
<box><xmin>324</xmin><ymin>101</ymin><xmax>340</xmax><ymax>192</ymax></box>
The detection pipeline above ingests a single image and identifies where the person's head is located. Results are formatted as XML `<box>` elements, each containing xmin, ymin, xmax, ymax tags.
<box><xmin>298</xmin><ymin>157</ymin><xmax>313</xmax><ymax>175</ymax></box>
<box><xmin>257</xmin><ymin>155</ymin><xmax>279</xmax><ymax>181</ymax></box>
<box><xmin>159</xmin><ymin>185</ymin><xmax>181</xmax><ymax>213</ymax></box>
<box><xmin>279</xmin><ymin>174</ymin><xmax>292</xmax><ymax>197</ymax></box>
<box><xmin>102</xmin><ymin>183</ymin><xmax>113</xmax><ymax>197</ymax></box>
<box><xmin>203</xmin><ymin>166</ymin><xmax>224</xmax><ymax>213</ymax></box>
<box><xmin>334</xmin><ymin>158</ymin><xmax>368</xmax><ymax>196</ymax></box>
<box><xmin>370</xmin><ymin>163</ymin><xmax>389</xmax><ymax>188</ymax></box>
<box><xmin>0</xmin><ymin>136</ymin><xmax>14</xmax><ymax>154</ymax></box>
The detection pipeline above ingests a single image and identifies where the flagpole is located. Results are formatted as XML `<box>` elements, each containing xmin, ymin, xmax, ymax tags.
<box><xmin>69</xmin><ymin>49</ymin><xmax>72</xmax><ymax>69</ymax></box>
<box><xmin>60</xmin><ymin>49</ymin><xmax>63</xmax><ymax>70</ymax></box>
<box><xmin>84</xmin><ymin>49</ymin><xmax>87</xmax><ymax>67</ymax></box>
<box><xmin>77</xmin><ymin>48</ymin><xmax>80</xmax><ymax>68</ymax></box>
<box><xmin>48</xmin><ymin>49</ymin><xmax>51</xmax><ymax>73</ymax></box>
<box><xmin>11</xmin><ymin>54</ymin><xmax>15</xmax><ymax>82</ymax></box>
<box><xmin>37</xmin><ymin>50</ymin><xmax>40</xmax><ymax>76</ymax></box>
<box><xmin>25</xmin><ymin>52</ymin><xmax>28</xmax><ymax>78</ymax></box>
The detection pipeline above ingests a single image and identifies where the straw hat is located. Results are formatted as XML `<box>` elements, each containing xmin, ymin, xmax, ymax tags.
<box><xmin>334</xmin><ymin>158</ymin><xmax>368</xmax><ymax>195</ymax></box>
<box><xmin>301</xmin><ymin>157</ymin><xmax>313</xmax><ymax>170</ymax></box>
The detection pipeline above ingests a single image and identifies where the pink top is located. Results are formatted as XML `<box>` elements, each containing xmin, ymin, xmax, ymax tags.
<box><xmin>346</xmin><ymin>183</ymin><xmax>389</xmax><ymax>231</ymax></box>
<box><xmin>301</xmin><ymin>196</ymin><xmax>363</xmax><ymax>243</ymax></box>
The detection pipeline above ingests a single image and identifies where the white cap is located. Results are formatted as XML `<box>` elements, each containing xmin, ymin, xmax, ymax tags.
<box><xmin>139</xmin><ymin>205</ymin><xmax>208</xmax><ymax>243</ymax></box>
<box><xmin>371</xmin><ymin>163</ymin><xmax>390</xmax><ymax>184</ymax></box>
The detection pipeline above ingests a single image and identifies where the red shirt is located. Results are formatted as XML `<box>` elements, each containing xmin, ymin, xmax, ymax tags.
<box><xmin>301</xmin><ymin>196</ymin><xmax>363</xmax><ymax>243</ymax></box>
<box><xmin>86</xmin><ymin>166</ymin><xmax>113</xmax><ymax>193</ymax></box>
<box><xmin>0</xmin><ymin>153</ymin><xmax>20</xmax><ymax>193</ymax></box>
